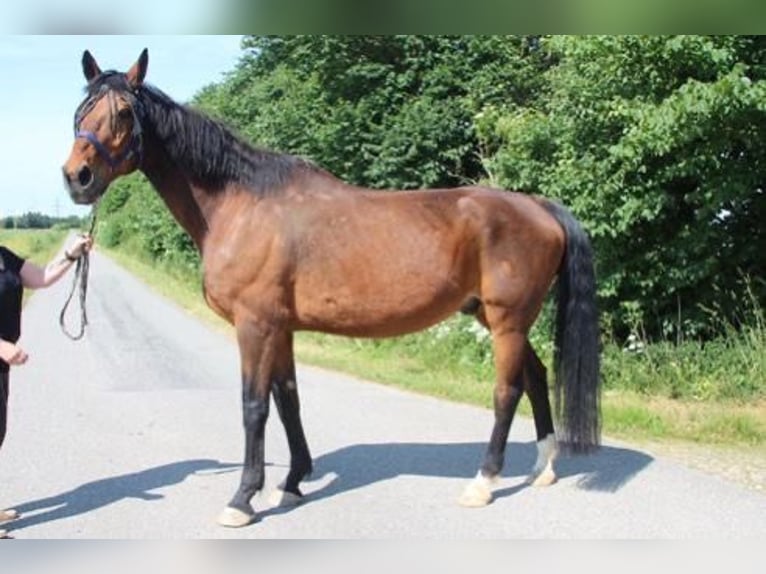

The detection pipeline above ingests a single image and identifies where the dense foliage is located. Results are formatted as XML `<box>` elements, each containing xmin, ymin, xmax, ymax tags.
<box><xmin>3</xmin><ymin>212</ymin><xmax>84</xmax><ymax>230</ymax></box>
<box><xmin>99</xmin><ymin>35</ymin><xmax>765</xmax><ymax>342</ymax></box>
<box><xmin>481</xmin><ymin>36</ymin><xmax>765</xmax><ymax>339</ymax></box>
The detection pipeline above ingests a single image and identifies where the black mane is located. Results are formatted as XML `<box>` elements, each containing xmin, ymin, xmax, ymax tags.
<box><xmin>84</xmin><ymin>71</ymin><xmax>320</xmax><ymax>195</ymax></box>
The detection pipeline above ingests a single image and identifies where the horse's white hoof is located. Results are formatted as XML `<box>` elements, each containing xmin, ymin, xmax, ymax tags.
<box><xmin>268</xmin><ymin>488</ymin><xmax>303</xmax><ymax>508</ymax></box>
<box><xmin>458</xmin><ymin>474</ymin><xmax>495</xmax><ymax>508</ymax></box>
<box><xmin>0</xmin><ymin>509</ymin><xmax>20</xmax><ymax>523</ymax></box>
<box><xmin>528</xmin><ymin>434</ymin><xmax>558</xmax><ymax>487</ymax></box>
<box><xmin>528</xmin><ymin>468</ymin><xmax>557</xmax><ymax>487</ymax></box>
<box><xmin>458</xmin><ymin>482</ymin><xmax>493</xmax><ymax>507</ymax></box>
<box><xmin>217</xmin><ymin>506</ymin><xmax>255</xmax><ymax>528</ymax></box>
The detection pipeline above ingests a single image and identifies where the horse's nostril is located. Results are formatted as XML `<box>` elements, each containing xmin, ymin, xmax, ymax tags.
<box><xmin>78</xmin><ymin>165</ymin><xmax>93</xmax><ymax>187</ymax></box>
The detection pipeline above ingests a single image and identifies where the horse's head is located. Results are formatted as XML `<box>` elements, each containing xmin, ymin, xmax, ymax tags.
<box><xmin>62</xmin><ymin>49</ymin><xmax>148</xmax><ymax>205</ymax></box>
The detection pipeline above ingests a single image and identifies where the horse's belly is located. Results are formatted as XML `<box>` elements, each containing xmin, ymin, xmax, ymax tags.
<box><xmin>293</xmin><ymin>280</ymin><xmax>469</xmax><ymax>338</ymax></box>
<box><xmin>290</xmin><ymin>202</ymin><xmax>480</xmax><ymax>336</ymax></box>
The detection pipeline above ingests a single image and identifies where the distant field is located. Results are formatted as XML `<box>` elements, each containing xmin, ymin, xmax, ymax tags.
<box><xmin>0</xmin><ymin>228</ymin><xmax>68</xmax><ymax>304</ymax></box>
<box><xmin>0</xmin><ymin>228</ymin><xmax>68</xmax><ymax>264</ymax></box>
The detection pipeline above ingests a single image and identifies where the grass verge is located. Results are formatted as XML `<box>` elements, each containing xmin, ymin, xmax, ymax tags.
<box><xmin>295</xmin><ymin>330</ymin><xmax>765</xmax><ymax>447</ymax></box>
<box><xmin>0</xmin><ymin>228</ymin><xmax>68</xmax><ymax>264</ymax></box>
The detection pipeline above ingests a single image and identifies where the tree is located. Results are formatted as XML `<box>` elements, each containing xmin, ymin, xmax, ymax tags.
<box><xmin>482</xmin><ymin>36</ymin><xmax>766</xmax><ymax>339</ymax></box>
<box><xmin>198</xmin><ymin>35</ymin><xmax>550</xmax><ymax>189</ymax></box>
<box><xmin>14</xmin><ymin>212</ymin><xmax>54</xmax><ymax>229</ymax></box>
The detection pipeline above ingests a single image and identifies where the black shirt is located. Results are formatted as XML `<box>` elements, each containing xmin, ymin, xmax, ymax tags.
<box><xmin>0</xmin><ymin>246</ymin><xmax>26</xmax><ymax>373</ymax></box>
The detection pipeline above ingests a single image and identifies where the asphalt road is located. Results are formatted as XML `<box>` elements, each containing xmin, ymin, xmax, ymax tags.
<box><xmin>1</xmin><ymin>247</ymin><xmax>764</xmax><ymax>539</ymax></box>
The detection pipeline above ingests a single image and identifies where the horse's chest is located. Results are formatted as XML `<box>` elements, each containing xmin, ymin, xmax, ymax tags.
<box><xmin>201</xmin><ymin>249</ymin><xmax>290</xmax><ymax>324</ymax></box>
<box><xmin>202</xmin><ymin>275</ymin><xmax>235</xmax><ymax>322</ymax></box>
<box><xmin>201</xmin><ymin>255</ymin><xmax>251</xmax><ymax>320</ymax></box>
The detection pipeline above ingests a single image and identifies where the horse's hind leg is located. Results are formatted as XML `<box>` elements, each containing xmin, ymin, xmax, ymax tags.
<box><xmin>523</xmin><ymin>342</ymin><xmax>558</xmax><ymax>486</ymax></box>
<box><xmin>459</xmin><ymin>314</ymin><xmax>527</xmax><ymax>507</ymax></box>
<box><xmin>267</xmin><ymin>333</ymin><xmax>313</xmax><ymax>507</ymax></box>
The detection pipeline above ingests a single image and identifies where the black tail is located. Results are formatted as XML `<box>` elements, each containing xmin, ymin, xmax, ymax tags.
<box><xmin>543</xmin><ymin>201</ymin><xmax>601</xmax><ymax>454</ymax></box>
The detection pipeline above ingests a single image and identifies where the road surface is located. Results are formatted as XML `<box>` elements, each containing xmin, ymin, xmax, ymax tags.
<box><xmin>1</xmin><ymin>247</ymin><xmax>764</xmax><ymax>538</ymax></box>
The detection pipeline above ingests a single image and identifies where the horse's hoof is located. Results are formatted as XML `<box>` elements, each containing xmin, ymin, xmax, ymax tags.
<box><xmin>458</xmin><ymin>483</ymin><xmax>493</xmax><ymax>507</ymax></box>
<box><xmin>217</xmin><ymin>506</ymin><xmax>255</xmax><ymax>528</ymax></box>
<box><xmin>458</xmin><ymin>475</ymin><xmax>495</xmax><ymax>508</ymax></box>
<box><xmin>528</xmin><ymin>434</ymin><xmax>558</xmax><ymax>487</ymax></box>
<box><xmin>0</xmin><ymin>509</ymin><xmax>20</xmax><ymax>523</ymax></box>
<box><xmin>528</xmin><ymin>468</ymin><xmax>558</xmax><ymax>487</ymax></box>
<box><xmin>268</xmin><ymin>488</ymin><xmax>303</xmax><ymax>508</ymax></box>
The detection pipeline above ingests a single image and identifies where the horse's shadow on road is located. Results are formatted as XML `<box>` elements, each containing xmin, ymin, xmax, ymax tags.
<box><xmin>260</xmin><ymin>440</ymin><xmax>654</xmax><ymax>520</ymax></box>
<box><xmin>7</xmin><ymin>443</ymin><xmax>653</xmax><ymax>531</ymax></box>
<box><xmin>8</xmin><ymin>459</ymin><xmax>239</xmax><ymax>534</ymax></box>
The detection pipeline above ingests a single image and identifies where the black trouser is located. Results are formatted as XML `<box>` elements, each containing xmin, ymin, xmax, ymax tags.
<box><xmin>0</xmin><ymin>372</ymin><xmax>8</xmax><ymax>450</ymax></box>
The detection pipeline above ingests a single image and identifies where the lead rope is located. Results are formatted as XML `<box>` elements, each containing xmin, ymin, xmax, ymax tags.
<box><xmin>59</xmin><ymin>209</ymin><xmax>97</xmax><ymax>341</ymax></box>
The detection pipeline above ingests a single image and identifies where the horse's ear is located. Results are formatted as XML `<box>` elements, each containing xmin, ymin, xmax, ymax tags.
<box><xmin>82</xmin><ymin>50</ymin><xmax>102</xmax><ymax>83</ymax></box>
<box><xmin>126</xmin><ymin>48</ymin><xmax>148</xmax><ymax>89</ymax></box>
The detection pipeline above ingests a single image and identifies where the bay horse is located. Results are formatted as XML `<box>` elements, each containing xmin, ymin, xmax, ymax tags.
<box><xmin>62</xmin><ymin>49</ymin><xmax>601</xmax><ymax>528</ymax></box>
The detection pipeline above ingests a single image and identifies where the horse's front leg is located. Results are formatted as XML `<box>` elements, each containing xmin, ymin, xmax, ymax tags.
<box><xmin>217</xmin><ymin>318</ymin><xmax>280</xmax><ymax>528</ymax></box>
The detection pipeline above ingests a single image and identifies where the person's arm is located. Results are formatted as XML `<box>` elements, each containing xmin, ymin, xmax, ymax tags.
<box><xmin>0</xmin><ymin>338</ymin><xmax>28</xmax><ymax>365</ymax></box>
<box><xmin>19</xmin><ymin>234</ymin><xmax>93</xmax><ymax>290</ymax></box>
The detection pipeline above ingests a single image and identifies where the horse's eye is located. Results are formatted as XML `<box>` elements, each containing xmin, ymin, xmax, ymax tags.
<box><xmin>117</xmin><ymin>107</ymin><xmax>133</xmax><ymax>120</ymax></box>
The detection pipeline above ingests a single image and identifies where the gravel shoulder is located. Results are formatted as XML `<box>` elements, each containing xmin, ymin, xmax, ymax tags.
<box><xmin>633</xmin><ymin>440</ymin><xmax>765</xmax><ymax>493</ymax></box>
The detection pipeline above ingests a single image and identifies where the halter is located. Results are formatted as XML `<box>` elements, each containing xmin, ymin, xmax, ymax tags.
<box><xmin>73</xmin><ymin>85</ymin><xmax>144</xmax><ymax>171</ymax></box>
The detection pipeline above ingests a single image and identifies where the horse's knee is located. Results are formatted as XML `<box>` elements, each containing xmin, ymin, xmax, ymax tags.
<box><xmin>243</xmin><ymin>397</ymin><xmax>269</xmax><ymax>429</ymax></box>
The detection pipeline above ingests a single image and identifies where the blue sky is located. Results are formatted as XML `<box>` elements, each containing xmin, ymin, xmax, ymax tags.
<box><xmin>0</xmin><ymin>35</ymin><xmax>244</xmax><ymax>218</ymax></box>
<box><xmin>1</xmin><ymin>1</ymin><xmax>229</xmax><ymax>34</ymax></box>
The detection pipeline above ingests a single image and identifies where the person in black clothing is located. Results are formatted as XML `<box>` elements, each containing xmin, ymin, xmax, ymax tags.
<box><xmin>0</xmin><ymin>234</ymin><xmax>92</xmax><ymax>538</ymax></box>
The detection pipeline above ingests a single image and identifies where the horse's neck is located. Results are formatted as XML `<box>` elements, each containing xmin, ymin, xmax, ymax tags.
<box><xmin>140</xmin><ymin>149</ymin><xmax>213</xmax><ymax>253</ymax></box>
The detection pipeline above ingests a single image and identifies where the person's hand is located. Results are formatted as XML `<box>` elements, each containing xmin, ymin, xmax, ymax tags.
<box><xmin>65</xmin><ymin>234</ymin><xmax>94</xmax><ymax>260</ymax></box>
<box><xmin>0</xmin><ymin>341</ymin><xmax>28</xmax><ymax>366</ymax></box>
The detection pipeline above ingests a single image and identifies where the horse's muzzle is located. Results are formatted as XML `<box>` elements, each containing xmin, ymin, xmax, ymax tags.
<box><xmin>62</xmin><ymin>165</ymin><xmax>102</xmax><ymax>205</ymax></box>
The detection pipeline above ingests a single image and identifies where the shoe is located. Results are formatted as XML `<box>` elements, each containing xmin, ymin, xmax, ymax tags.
<box><xmin>0</xmin><ymin>528</ymin><xmax>8</xmax><ymax>539</ymax></box>
<box><xmin>0</xmin><ymin>509</ymin><xmax>19</xmax><ymax>523</ymax></box>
